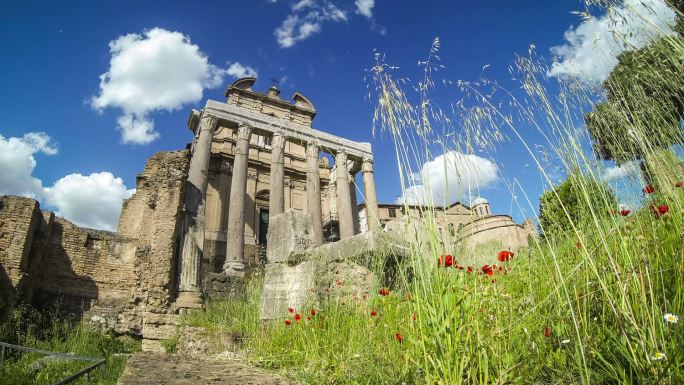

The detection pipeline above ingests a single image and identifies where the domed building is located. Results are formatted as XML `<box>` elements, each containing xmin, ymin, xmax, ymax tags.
<box><xmin>358</xmin><ymin>196</ymin><xmax>537</xmax><ymax>255</ymax></box>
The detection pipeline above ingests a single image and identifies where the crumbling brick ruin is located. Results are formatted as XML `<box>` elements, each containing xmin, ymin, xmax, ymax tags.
<box><xmin>1</xmin><ymin>150</ymin><xmax>189</xmax><ymax>350</ymax></box>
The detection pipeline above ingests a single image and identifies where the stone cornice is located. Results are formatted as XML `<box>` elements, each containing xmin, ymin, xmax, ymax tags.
<box><xmin>200</xmin><ymin>100</ymin><xmax>373</xmax><ymax>161</ymax></box>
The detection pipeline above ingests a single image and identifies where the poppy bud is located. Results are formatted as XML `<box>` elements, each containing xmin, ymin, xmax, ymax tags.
<box><xmin>394</xmin><ymin>333</ymin><xmax>404</xmax><ymax>343</ymax></box>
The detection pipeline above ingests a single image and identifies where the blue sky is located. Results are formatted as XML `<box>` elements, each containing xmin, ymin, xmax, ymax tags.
<box><xmin>0</xmin><ymin>0</ymin><xmax>677</xmax><ymax>230</ymax></box>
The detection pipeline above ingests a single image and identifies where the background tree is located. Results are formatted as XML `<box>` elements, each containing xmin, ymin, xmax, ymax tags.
<box><xmin>539</xmin><ymin>171</ymin><xmax>618</xmax><ymax>239</ymax></box>
<box><xmin>585</xmin><ymin>35</ymin><xmax>684</xmax><ymax>185</ymax></box>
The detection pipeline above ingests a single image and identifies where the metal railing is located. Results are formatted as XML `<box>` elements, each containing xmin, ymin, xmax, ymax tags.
<box><xmin>0</xmin><ymin>342</ymin><xmax>105</xmax><ymax>385</ymax></box>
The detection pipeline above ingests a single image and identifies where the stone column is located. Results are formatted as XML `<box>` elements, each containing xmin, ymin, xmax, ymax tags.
<box><xmin>268</xmin><ymin>133</ymin><xmax>286</xmax><ymax>218</ymax></box>
<box><xmin>349</xmin><ymin>177</ymin><xmax>359</xmax><ymax>235</ymax></box>
<box><xmin>306</xmin><ymin>142</ymin><xmax>324</xmax><ymax>245</ymax></box>
<box><xmin>362</xmin><ymin>158</ymin><xmax>381</xmax><ymax>231</ymax></box>
<box><xmin>335</xmin><ymin>150</ymin><xmax>355</xmax><ymax>240</ymax></box>
<box><xmin>178</xmin><ymin>115</ymin><xmax>218</xmax><ymax>307</ymax></box>
<box><xmin>224</xmin><ymin>124</ymin><xmax>253</xmax><ymax>277</ymax></box>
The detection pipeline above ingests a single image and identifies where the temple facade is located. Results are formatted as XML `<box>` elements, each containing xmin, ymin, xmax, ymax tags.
<box><xmin>176</xmin><ymin>77</ymin><xmax>380</xmax><ymax>306</ymax></box>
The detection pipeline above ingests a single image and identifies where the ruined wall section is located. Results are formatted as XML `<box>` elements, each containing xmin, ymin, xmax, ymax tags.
<box><xmin>0</xmin><ymin>150</ymin><xmax>190</xmax><ymax>344</ymax></box>
<box><xmin>117</xmin><ymin>150</ymin><xmax>190</xmax><ymax>350</ymax></box>
<box><xmin>118</xmin><ymin>150</ymin><xmax>188</xmax><ymax>309</ymax></box>
<box><xmin>35</xmin><ymin>218</ymin><xmax>139</xmax><ymax>334</ymax></box>
<box><xmin>0</xmin><ymin>196</ymin><xmax>45</xmax><ymax>306</ymax></box>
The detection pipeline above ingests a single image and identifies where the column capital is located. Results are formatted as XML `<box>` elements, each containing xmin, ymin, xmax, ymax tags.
<box><xmin>362</xmin><ymin>158</ymin><xmax>374</xmax><ymax>173</ymax></box>
<box><xmin>335</xmin><ymin>149</ymin><xmax>348</xmax><ymax>161</ymax></box>
<box><xmin>219</xmin><ymin>158</ymin><xmax>233</xmax><ymax>174</ymax></box>
<box><xmin>236</xmin><ymin>124</ymin><xmax>253</xmax><ymax>140</ymax></box>
<box><xmin>306</xmin><ymin>141</ymin><xmax>319</xmax><ymax>157</ymax></box>
<box><xmin>272</xmin><ymin>132</ymin><xmax>286</xmax><ymax>149</ymax></box>
<box><xmin>197</xmin><ymin>114</ymin><xmax>218</xmax><ymax>135</ymax></box>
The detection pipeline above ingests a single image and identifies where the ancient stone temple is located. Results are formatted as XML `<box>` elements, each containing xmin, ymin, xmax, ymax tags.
<box><xmin>0</xmin><ymin>78</ymin><xmax>380</xmax><ymax>350</ymax></box>
<box><xmin>174</xmin><ymin>77</ymin><xmax>380</xmax><ymax>307</ymax></box>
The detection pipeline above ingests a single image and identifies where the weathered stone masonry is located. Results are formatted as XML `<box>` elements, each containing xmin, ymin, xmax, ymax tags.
<box><xmin>1</xmin><ymin>150</ymin><xmax>190</xmax><ymax>350</ymax></box>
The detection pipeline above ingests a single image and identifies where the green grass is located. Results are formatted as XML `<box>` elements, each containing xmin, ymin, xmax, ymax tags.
<box><xmin>0</xmin><ymin>306</ymin><xmax>140</xmax><ymax>385</ymax></box>
<box><xmin>186</xmin><ymin>201</ymin><xmax>684</xmax><ymax>384</ymax></box>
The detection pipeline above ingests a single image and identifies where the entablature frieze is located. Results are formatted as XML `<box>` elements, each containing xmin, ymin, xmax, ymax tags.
<box><xmin>194</xmin><ymin>100</ymin><xmax>373</xmax><ymax>162</ymax></box>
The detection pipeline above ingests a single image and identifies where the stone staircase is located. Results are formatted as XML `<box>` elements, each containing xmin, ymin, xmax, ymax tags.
<box><xmin>117</xmin><ymin>352</ymin><xmax>291</xmax><ymax>385</ymax></box>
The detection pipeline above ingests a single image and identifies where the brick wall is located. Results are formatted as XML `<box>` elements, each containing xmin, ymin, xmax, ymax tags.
<box><xmin>0</xmin><ymin>196</ymin><xmax>43</xmax><ymax>306</ymax></box>
<box><xmin>0</xmin><ymin>150</ymin><xmax>190</xmax><ymax>343</ymax></box>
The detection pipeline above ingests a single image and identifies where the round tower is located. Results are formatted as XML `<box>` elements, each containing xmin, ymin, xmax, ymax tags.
<box><xmin>471</xmin><ymin>196</ymin><xmax>491</xmax><ymax>218</ymax></box>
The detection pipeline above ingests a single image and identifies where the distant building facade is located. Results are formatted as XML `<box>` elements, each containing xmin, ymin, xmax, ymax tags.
<box><xmin>358</xmin><ymin>197</ymin><xmax>537</xmax><ymax>252</ymax></box>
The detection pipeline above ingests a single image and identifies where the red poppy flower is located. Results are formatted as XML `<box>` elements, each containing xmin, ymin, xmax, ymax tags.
<box><xmin>294</xmin><ymin>314</ymin><xmax>302</xmax><ymax>322</ymax></box>
<box><xmin>619</xmin><ymin>209</ymin><xmax>631</xmax><ymax>216</ymax></box>
<box><xmin>497</xmin><ymin>250</ymin><xmax>514</xmax><ymax>262</ymax></box>
<box><xmin>652</xmin><ymin>204</ymin><xmax>670</xmax><ymax>218</ymax></box>
<box><xmin>394</xmin><ymin>333</ymin><xmax>404</xmax><ymax>343</ymax></box>
<box><xmin>644</xmin><ymin>184</ymin><xmax>655</xmax><ymax>194</ymax></box>
<box><xmin>311</xmin><ymin>309</ymin><xmax>317</xmax><ymax>316</ymax></box>
<box><xmin>411</xmin><ymin>312</ymin><xmax>416</xmax><ymax>321</ymax></box>
<box><xmin>370</xmin><ymin>310</ymin><xmax>377</xmax><ymax>317</ymax></box>
<box><xmin>482</xmin><ymin>265</ymin><xmax>494</xmax><ymax>276</ymax></box>
<box><xmin>379</xmin><ymin>288</ymin><xmax>391</xmax><ymax>296</ymax></box>
<box><xmin>288</xmin><ymin>307</ymin><xmax>295</xmax><ymax>313</ymax></box>
<box><xmin>284</xmin><ymin>319</ymin><xmax>292</xmax><ymax>326</ymax></box>
<box><xmin>467</xmin><ymin>266</ymin><xmax>473</xmax><ymax>273</ymax></box>
<box><xmin>458</xmin><ymin>265</ymin><xmax>464</xmax><ymax>270</ymax></box>
<box><xmin>676</xmin><ymin>181</ymin><xmax>684</xmax><ymax>188</ymax></box>
<box><xmin>544</xmin><ymin>326</ymin><xmax>551</xmax><ymax>338</ymax></box>
<box><xmin>307</xmin><ymin>316</ymin><xmax>312</xmax><ymax>320</ymax></box>
<box><xmin>658</xmin><ymin>204</ymin><xmax>669</xmax><ymax>215</ymax></box>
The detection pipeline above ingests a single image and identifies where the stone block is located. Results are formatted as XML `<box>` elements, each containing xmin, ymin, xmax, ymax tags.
<box><xmin>141</xmin><ymin>339</ymin><xmax>165</xmax><ymax>353</ymax></box>
<box><xmin>319</xmin><ymin>261</ymin><xmax>376</xmax><ymax>301</ymax></box>
<box><xmin>266</xmin><ymin>209</ymin><xmax>315</xmax><ymax>264</ymax></box>
<box><xmin>311</xmin><ymin>229</ymin><xmax>405</xmax><ymax>266</ymax></box>
<box><xmin>259</xmin><ymin>260</ymin><xmax>318</xmax><ymax>320</ymax></box>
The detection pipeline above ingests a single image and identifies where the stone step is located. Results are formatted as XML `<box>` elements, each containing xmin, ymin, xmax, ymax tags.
<box><xmin>117</xmin><ymin>352</ymin><xmax>291</xmax><ymax>385</ymax></box>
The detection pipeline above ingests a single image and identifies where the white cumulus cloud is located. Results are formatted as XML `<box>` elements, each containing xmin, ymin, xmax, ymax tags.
<box><xmin>274</xmin><ymin>1</ymin><xmax>347</xmax><ymax>48</ymax></box>
<box><xmin>0</xmin><ymin>132</ymin><xmax>57</xmax><ymax>199</ymax></box>
<box><xmin>355</xmin><ymin>0</ymin><xmax>375</xmax><ymax>18</ymax></box>
<box><xmin>399</xmin><ymin>151</ymin><xmax>499</xmax><ymax>206</ymax></box>
<box><xmin>226</xmin><ymin>62</ymin><xmax>258</xmax><ymax>78</ymax></box>
<box><xmin>45</xmin><ymin>172</ymin><xmax>135</xmax><ymax>231</ymax></box>
<box><xmin>1</xmin><ymin>131</ymin><xmax>133</xmax><ymax>231</ymax></box>
<box><xmin>548</xmin><ymin>0</ymin><xmax>677</xmax><ymax>83</ymax></box>
<box><xmin>91</xmin><ymin>28</ymin><xmax>256</xmax><ymax>144</ymax></box>
<box><xmin>602</xmin><ymin>160</ymin><xmax>641</xmax><ymax>182</ymax></box>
